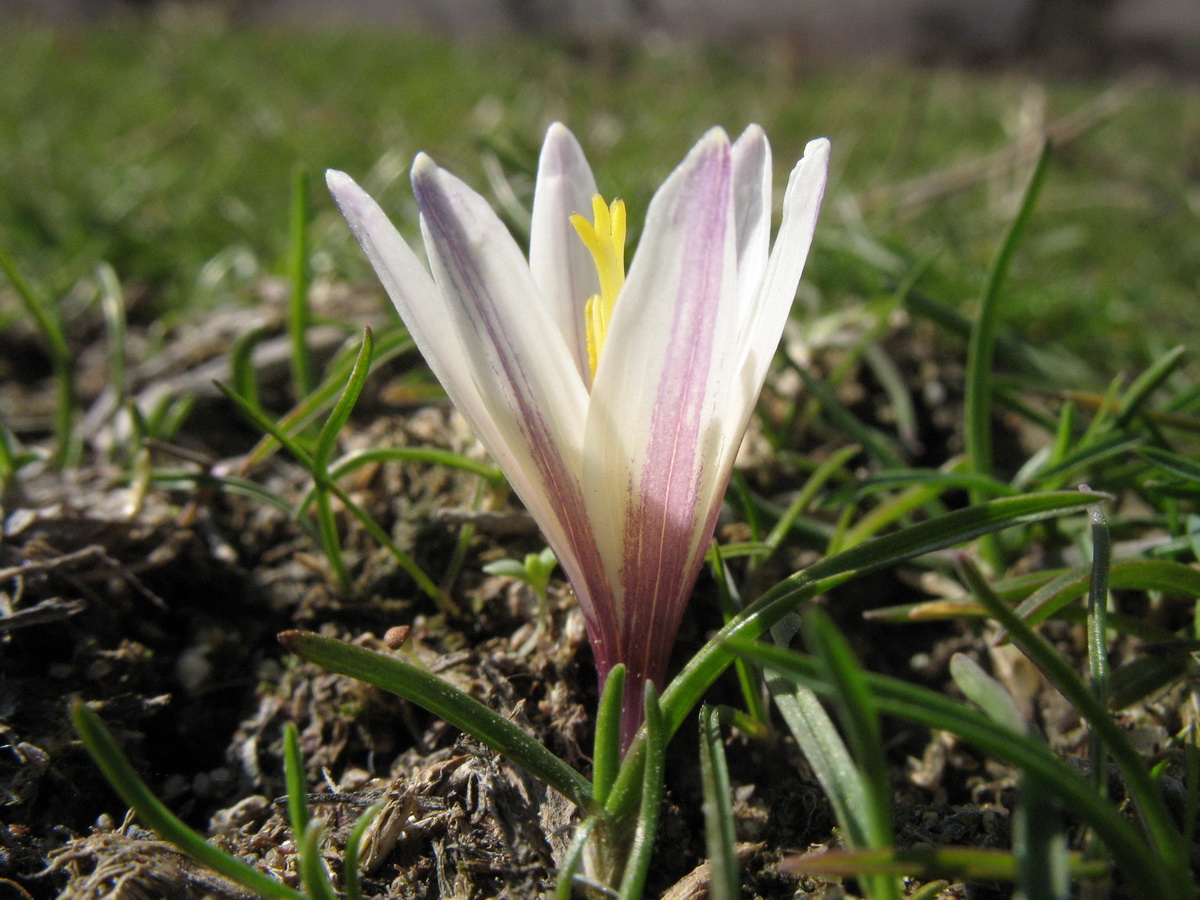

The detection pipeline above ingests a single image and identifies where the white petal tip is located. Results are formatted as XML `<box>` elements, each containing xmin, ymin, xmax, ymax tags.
<box><xmin>411</xmin><ymin>152</ymin><xmax>436</xmax><ymax>179</ymax></box>
<box><xmin>325</xmin><ymin>169</ymin><xmax>354</xmax><ymax>194</ymax></box>
<box><xmin>804</xmin><ymin>137</ymin><xmax>832</xmax><ymax>162</ymax></box>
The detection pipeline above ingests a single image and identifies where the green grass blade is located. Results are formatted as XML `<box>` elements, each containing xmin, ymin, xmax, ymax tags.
<box><xmin>70</xmin><ymin>701</ymin><xmax>305</xmax><ymax>900</ymax></box>
<box><xmin>283</xmin><ymin>722</ymin><xmax>310</xmax><ymax>839</ymax></box>
<box><xmin>1114</xmin><ymin>344</ymin><xmax>1186</xmax><ymax>429</ymax></box>
<box><xmin>803</xmin><ymin>611</ymin><xmax>900</xmax><ymax>900</ymax></box>
<box><xmin>617</xmin><ymin>684</ymin><xmax>666</xmax><ymax>900</ymax></box>
<box><xmin>780</xmin><ymin>846</ymin><xmax>1106</xmax><ymax>882</ymax></box>
<box><xmin>228</xmin><ymin>324</ymin><xmax>274</xmax><ymax>416</ymax></box>
<box><xmin>296</xmin><ymin>446</ymin><xmax>502</xmax><ymax>515</ymax></box>
<box><xmin>314</xmin><ymin>326</ymin><xmax>373</xmax><ymax>473</ymax></box>
<box><xmin>593</xmin><ymin>665</ymin><xmax>626</xmax><ymax>808</ymax></box>
<box><xmin>217</xmin><ymin>380</ymin><xmax>315</xmax><ymax>468</ymax></box>
<box><xmin>803</xmin><ymin>612</ymin><xmax>892</xmax><ymax>842</ymax></box>
<box><xmin>1013</xmin><ymin>779</ymin><xmax>1070</xmax><ymax>900</ymax></box>
<box><xmin>242</xmin><ymin>326</ymin><xmax>414</xmax><ymax>470</ymax></box>
<box><xmin>343</xmin><ymin>801</ymin><xmax>384</xmax><ymax>900</ymax></box>
<box><xmin>660</xmin><ymin>491</ymin><xmax>1104</xmax><ymax>740</ymax></box>
<box><xmin>711</xmin><ymin>543</ymin><xmax>767</xmax><ymax>724</ymax></box>
<box><xmin>323</xmin><ymin>480</ymin><xmax>442</xmax><ymax>602</ymax></box>
<box><xmin>554</xmin><ymin>815</ymin><xmax>601</xmax><ymax>900</ymax></box>
<box><xmin>725</xmin><ymin>639</ymin><xmax>1180</xmax><ymax>900</ymax></box>
<box><xmin>0</xmin><ymin>243</ymin><xmax>76</xmax><ymax>467</ymax></box>
<box><xmin>314</xmin><ymin>489</ymin><xmax>350</xmax><ymax>588</ymax></box>
<box><xmin>1139</xmin><ymin>445</ymin><xmax>1200</xmax><ymax>483</ymax></box>
<box><xmin>288</xmin><ymin>165</ymin><xmax>315</xmax><ymax>398</ymax></box>
<box><xmin>279</xmin><ymin>630</ymin><xmax>592</xmax><ymax>809</ymax></box>
<box><xmin>299</xmin><ymin>818</ymin><xmax>338</xmax><ymax>900</ymax></box>
<box><xmin>698</xmin><ymin>706</ymin><xmax>739</xmax><ymax>900</ymax></box>
<box><xmin>1087</xmin><ymin>501</ymin><xmax>1112</xmax><ymax>797</ymax></box>
<box><xmin>949</xmin><ymin>654</ymin><xmax>1027</xmax><ymax>735</ymax></box>
<box><xmin>964</xmin><ymin>141</ymin><xmax>1051</xmax><ymax>564</ymax></box>
<box><xmin>97</xmin><ymin>262</ymin><xmax>128</xmax><ymax>417</ymax></box>
<box><xmin>971</xmin><ymin>575</ymin><xmax>1188</xmax><ymax>885</ymax></box>
<box><xmin>767</xmin><ymin>672</ymin><xmax>869</xmax><ymax>845</ymax></box>
<box><xmin>793</xmin><ymin>362</ymin><xmax>903</xmax><ymax>468</ymax></box>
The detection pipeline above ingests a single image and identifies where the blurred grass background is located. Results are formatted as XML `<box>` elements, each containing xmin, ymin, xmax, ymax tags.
<box><xmin>1</xmin><ymin>21</ymin><xmax>1197</xmax><ymax>376</ymax></box>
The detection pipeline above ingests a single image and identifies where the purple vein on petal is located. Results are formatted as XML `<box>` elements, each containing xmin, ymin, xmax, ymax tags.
<box><xmin>411</xmin><ymin>159</ymin><xmax>616</xmax><ymax>656</ymax></box>
<box><xmin>618</xmin><ymin>138</ymin><xmax>734</xmax><ymax>687</ymax></box>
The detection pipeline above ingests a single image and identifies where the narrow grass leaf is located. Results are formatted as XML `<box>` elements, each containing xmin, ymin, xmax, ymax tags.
<box><xmin>593</xmin><ymin>664</ymin><xmax>626</xmax><ymax>808</ymax></box>
<box><xmin>964</xmin><ymin>141</ymin><xmax>1051</xmax><ymax>567</ymax></box>
<box><xmin>554</xmin><ymin>815</ymin><xmax>601</xmax><ymax>900</ymax></box>
<box><xmin>1003</xmin><ymin>557</ymin><xmax>1200</xmax><ymax>632</ymax></box>
<box><xmin>827</xmin><ymin>468</ymin><xmax>1018</xmax><ymax>506</ymax></box>
<box><xmin>1139</xmin><ymin>445</ymin><xmax>1200</xmax><ymax>483</ymax></box>
<box><xmin>767</xmin><ymin>670</ymin><xmax>868</xmax><ymax>845</ymax></box>
<box><xmin>1086</xmin><ymin>501</ymin><xmax>1112</xmax><ymax>797</ymax></box>
<box><xmin>659</xmin><ymin>491</ymin><xmax>1104</xmax><ymax>741</ymax></box>
<box><xmin>793</xmin><ymin>362</ymin><xmax>903</xmax><ymax>468</ymax></box>
<box><xmin>699</xmin><ymin>706</ymin><xmax>739</xmax><ymax>900</ymax></box>
<box><xmin>283</xmin><ymin>722</ymin><xmax>310</xmax><ymax>839</ymax></box>
<box><xmin>1113</xmin><ymin>344</ymin><xmax>1186</xmax><ymax>429</ymax></box>
<box><xmin>288</xmin><ymin>165</ymin><xmax>315</xmax><ymax>398</ymax></box>
<box><xmin>949</xmin><ymin>654</ymin><xmax>1026</xmax><ymax>735</ymax></box>
<box><xmin>711</xmin><ymin>543</ymin><xmax>767</xmax><ymax>724</ymax></box>
<box><xmin>278</xmin><ymin>630</ymin><xmax>593</xmax><ymax>809</ymax></box>
<box><xmin>314</xmin><ymin>327</ymin><xmax>373</xmax><ymax>472</ymax></box>
<box><xmin>70</xmin><ymin>701</ymin><xmax>305</xmax><ymax>900</ymax></box>
<box><xmin>970</xmin><ymin>578</ymin><xmax>1188</xmax><ymax>885</ymax></box>
<box><xmin>299</xmin><ymin>818</ymin><xmax>338</xmax><ymax>900</ymax></box>
<box><xmin>803</xmin><ymin>611</ymin><xmax>900</xmax><ymax>900</ymax></box>
<box><xmin>0</xmin><ymin>244</ymin><xmax>75</xmax><ymax>466</ymax></box>
<box><xmin>97</xmin><ymin>262</ymin><xmax>128</xmax><ymax>416</ymax></box>
<box><xmin>618</xmin><ymin>684</ymin><xmax>666</xmax><ymax>900</ymax></box>
<box><xmin>803</xmin><ymin>611</ymin><xmax>891</xmax><ymax>844</ymax></box>
<box><xmin>242</xmin><ymin>326</ymin><xmax>415</xmax><ymax>470</ymax></box>
<box><xmin>343</xmin><ymin>801</ymin><xmax>384</xmax><ymax>900</ymax></box>
<box><xmin>780</xmin><ymin>846</ymin><xmax>1106</xmax><ymax>881</ymax></box>
<box><xmin>724</xmin><ymin>638</ymin><xmax>1179</xmax><ymax>900</ymax></box>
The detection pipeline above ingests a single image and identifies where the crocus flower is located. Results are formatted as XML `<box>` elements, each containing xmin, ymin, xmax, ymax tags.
<box><xmin>327</xmin><ymin>123</ymin><xmax>828</xmax><ymax>746</ymax></box>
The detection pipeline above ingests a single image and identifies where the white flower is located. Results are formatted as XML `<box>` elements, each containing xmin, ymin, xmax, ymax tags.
<box><xmin>328</xmin><ymin>123</ymin><xmax>828</xmax><ymax>743</ymax></box>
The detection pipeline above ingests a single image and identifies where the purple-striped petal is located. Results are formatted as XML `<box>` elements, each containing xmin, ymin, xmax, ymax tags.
<box><xmin>581</xmin><ymin>129</ymin><xmax>739</xmax><ymax>735</ymax></box>
<box><xmin>410</xmin><ymin>155</ymin><xmax>620</xmax><ymax>649</ymax></box>
<box><xmin>529</xmin><ymin>123</ymin><xmax>600</xmax><ymax>383</ymax></box>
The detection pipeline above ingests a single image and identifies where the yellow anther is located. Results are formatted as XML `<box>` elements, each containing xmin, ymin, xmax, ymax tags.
<box><xmin>571</xmin><ymin>195</ymin><xmax>626</xmax><ymax>379</ymax></box>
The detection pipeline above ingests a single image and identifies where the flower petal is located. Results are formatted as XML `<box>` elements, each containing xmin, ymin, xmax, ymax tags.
<box><xmin>582</xmin><ymin>128</ymin><xmax>739</xmax><ymax>694</ymax></box>
<box><xmin>529</xmin><ymin>123</ymin><xmax>600</xmax><ymax>383</ymax></box>
<box><xmin>736</xmin><ymin>137</ymin><xmax>830</xmax><ymax>405</ymax></box>
<box><xmin>328</xmin><ymin>166</ymin><xmax>607</xmax><ymax>641</ymax></box>
<box><xmin>409</xmin><ymin>156</ymin><xmax>618</xmax><ymax>644</ymax></box>
<box><xmin>731</xmin><ymin>124</ymin><xmax>772</xmax><ymax>316</ymax></box>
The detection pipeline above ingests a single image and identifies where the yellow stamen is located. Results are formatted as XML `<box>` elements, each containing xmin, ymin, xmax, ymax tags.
<box><xmin>571</xmin><ymin>194</ymin><xmax>626</xmax><ymax>379</ymax></box>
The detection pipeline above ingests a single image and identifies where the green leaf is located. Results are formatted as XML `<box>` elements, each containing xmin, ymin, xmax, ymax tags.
<box><xmin>618</xmin><ymin>684</ymin><xmax>666</xmax><ymax>900</ymax></box>
<box><xmin>314</xmin><ymin>327</ymin><xmax>373</xmax><ymax>473</ymax></box>
<box><xmin>780</xmin><ymin>846</ymin><xmax>1106</xmax><ymax>881</ymax></box>
<box><xmin>592</xmin><ymin>665</ymin><xmax>626</xmax><ymax>809</ymax></box>
<box><xmin>288</xmin><ymin>164</ymin><xmax>315</xmax><ymax>398</ymax></box>
<box><xmin>70</xmin><ymin>701</ymin><xmax>305</xmax><ymax>900</ymax></box>
<box><xmin>343</xmin><ymin>801</ymin><xmax>384</xmax><ymax>900</ymax></box>
<box><xmin>725</xmin><ymin>639</ymin><xmax>1182</xmax><ymax>900</ymax></box>
<box><xmin>278</xmin><ymin>631</ymin><xmax>593</xmax><ymax>809</ymax></box>
<box><xmin>283</xmin><ymin>722</ymin><xmax>310</xmax><ymax>840</ymax></box>
<box><xmin>698</xmin><ymin>706</ymin><xmax>739</xmax><ymax>900</ymax></box>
